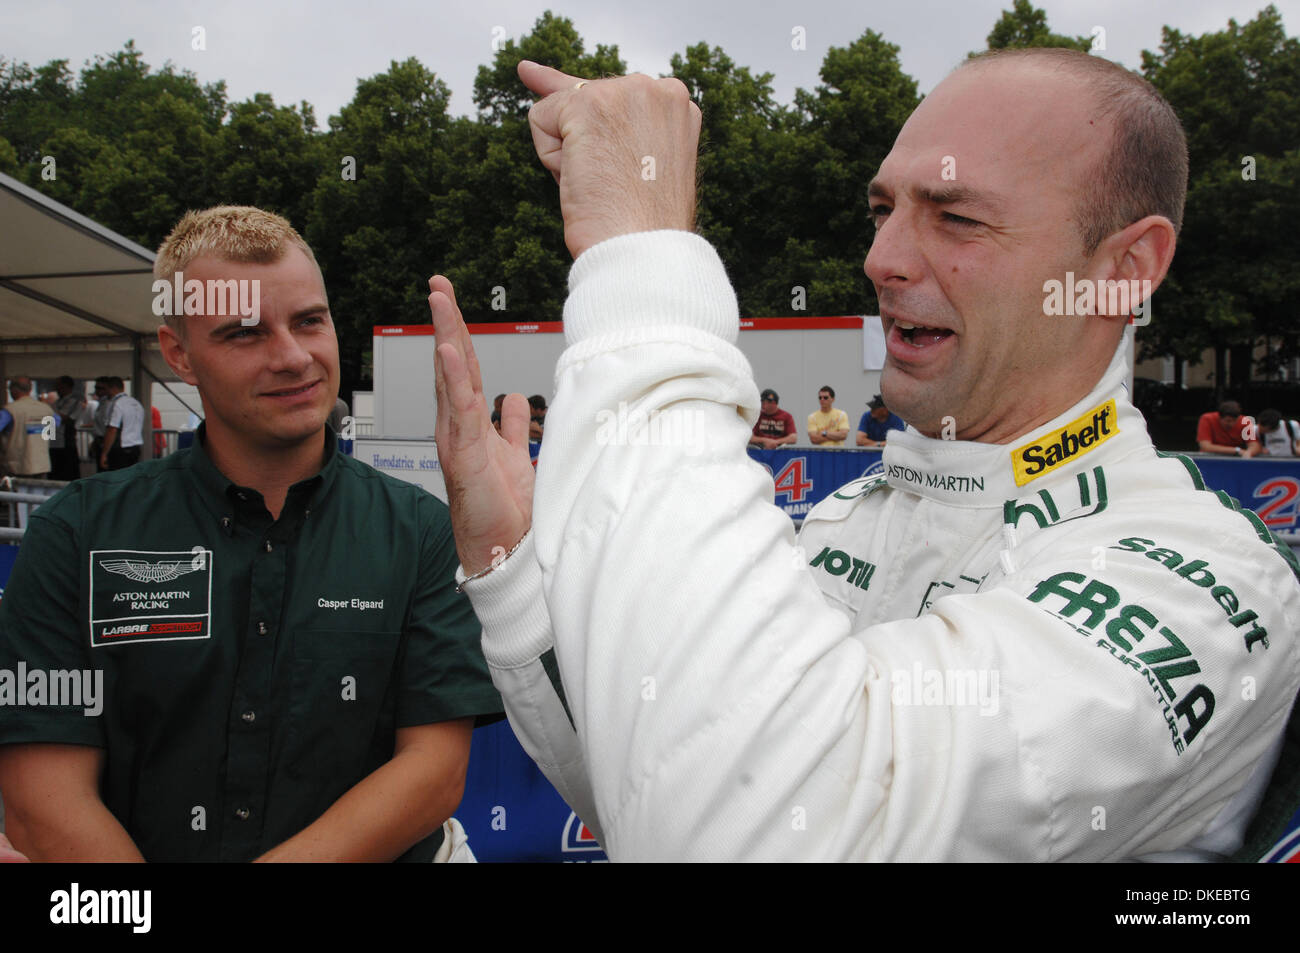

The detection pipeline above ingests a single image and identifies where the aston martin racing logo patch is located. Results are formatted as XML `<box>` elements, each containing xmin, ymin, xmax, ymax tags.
<box><xmin>1011</xmin><ymin>399</ymin><xmax>1117</xmax><ymax>486</ymax></box>
<box><xmin>89</xmin><ymin>549</ymin><xmax>213</xmax><ymax>647</ymax></box>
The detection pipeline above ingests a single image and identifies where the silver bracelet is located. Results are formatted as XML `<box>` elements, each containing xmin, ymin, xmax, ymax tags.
<box><xmin>455</xmin><ymin>532</ymin><xmax>528</xmax><ymax>593</ymax></box>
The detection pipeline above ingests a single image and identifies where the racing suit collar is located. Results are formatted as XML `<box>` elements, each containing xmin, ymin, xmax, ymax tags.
<box><xmin>881</xmin><ymin>335</ymin><xmax>1147</xmax><ymax>507</ymax></box>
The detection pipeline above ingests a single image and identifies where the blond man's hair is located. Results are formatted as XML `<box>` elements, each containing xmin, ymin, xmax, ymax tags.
<box><xmin>153</xmin><ymin>206</ymin><xmax>321</xmax><ymax>332</ymax></box>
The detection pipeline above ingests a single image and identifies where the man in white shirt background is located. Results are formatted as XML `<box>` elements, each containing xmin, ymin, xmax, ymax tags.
<box><xmin>97</xmin><ymin>375</ymin><xmax>145</xmax><ymax>471</ymax></box>
<box><xmin>1258</xmin><ymin>408</ymin><xmax>1300</xmax><ymax>457</ymax></box>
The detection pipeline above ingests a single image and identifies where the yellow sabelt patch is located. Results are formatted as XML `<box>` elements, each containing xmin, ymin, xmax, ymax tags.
<box><xmin>1011</xmin><ymin>399</ymin><xmax>1118</xmax><ymax>486</ymax></box>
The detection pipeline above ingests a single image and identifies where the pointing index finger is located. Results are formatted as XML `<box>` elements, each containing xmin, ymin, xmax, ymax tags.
<box><xmin>517</xmin><ymin>60</ymin><xmax>587</xmax><ymax>98</ymax></box>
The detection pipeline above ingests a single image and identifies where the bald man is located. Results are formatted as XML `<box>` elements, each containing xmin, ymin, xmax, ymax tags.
<box><xmin>1</xmin><ymin>376</ymin><xmax>53</xmax><ymax>479</ymax></box>
<box><xmin>429</xmin><ymin>50</ymin><xmax>1300</xmax><ymax>861</ymax></box>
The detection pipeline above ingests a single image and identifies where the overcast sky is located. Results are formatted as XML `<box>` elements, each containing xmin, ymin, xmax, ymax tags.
<box><xmin>4</xmin><ymin>1</ymin><xmax>1297</xmax><ymax>122</ymax></box>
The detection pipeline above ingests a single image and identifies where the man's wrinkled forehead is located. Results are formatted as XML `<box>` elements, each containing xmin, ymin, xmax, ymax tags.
<box><xmin>873</xmin><ymin>62</ymin><xmax>1108</xmax><ymax>208</ymax></box>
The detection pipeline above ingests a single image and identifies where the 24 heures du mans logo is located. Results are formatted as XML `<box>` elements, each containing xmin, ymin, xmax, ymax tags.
<box><xmin>89</xmin><ymin>549</ymin><xmax>213</xmax><ymax>647</ymax></box>
<box><xmin>1011</xmin><ymin>399</ymin><xmax>1118</xmax><ymax>487</ymax></box>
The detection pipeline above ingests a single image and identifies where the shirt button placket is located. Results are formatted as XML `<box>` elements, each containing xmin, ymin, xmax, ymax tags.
<box><xmin>222</xmin><ymin>529</ymin><xmax>287</xmax><ymax>860</ymax></box>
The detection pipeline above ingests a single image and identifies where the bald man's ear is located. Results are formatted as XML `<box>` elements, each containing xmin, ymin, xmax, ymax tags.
<box><xmin>158</xmin><ymin>323</ymin><xmax>200</xmax><ymax>387</ymax></box>
<box><xmin>1097</xmin><ymin>215</ymin><xmax>1177</xmax><ymax>296</ymax></box>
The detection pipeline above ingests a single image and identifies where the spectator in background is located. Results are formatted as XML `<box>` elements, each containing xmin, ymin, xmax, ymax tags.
<box><xmin>856</xmin><ymin>394</ymin><xmax>905</xmax><ymax>447</ymax></box>
<box><xmin>808</xmin><ymin>386</ymin><xmax>851</xmax><ymax>447</ymax></box>
<box><xmin>491</xmin><ymin>394</ymin><xmax>505</xmax><ymax>433</ymax></box>
<box><xmin>749</xmin><ymin>388</ymin><xmax>797</xmax><ymax>449</ymax></box>
<box><xmin>89</xmin><ymin>377</ymin><xmax>112</xmax><ymax>470</ymax></box>
<box><xmin>1258</xmin><ymin>408</ymin><xmax>1300</xmax><ymax>457</ymax></box>
<box><xmin>528</xmin><ymin>395</ymin><xmax>548</xmax><ymax>442</ymax></box>
<box><xmin>48</xmin><ymin>376</ymin><xmax>85</xmax><ymax>481</ymax></box>
<box><xmin>152</xmin><ymin>406</ymin><xmax>166</xmax><ymax>458</ymax></box>
<box><xmin>1196</xmin><ymin>400</ymin><xmax>1261</xmax><ymax>457</ymax></box>
<box><xmin>1</xmin><ymin>376</ymin><xmax>54</xmax><ymax>479</ymax></box>
<box><xmin>98</xmin><ymin>376</ymin><xmax>145</xmax><ymax>471</ymax></box>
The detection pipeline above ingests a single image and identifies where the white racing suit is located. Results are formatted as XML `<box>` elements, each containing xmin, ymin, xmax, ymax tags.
<box><xmin>462</xmin><ymin>231</ymin><xmax>1300</xmax><ymax>861</ymax></box>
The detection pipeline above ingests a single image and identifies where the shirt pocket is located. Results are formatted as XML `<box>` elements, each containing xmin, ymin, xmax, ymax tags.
<box><xmin>280</xmin><ymin>627</ymin><xmax>401</xmax><ymax>786</ymax></box>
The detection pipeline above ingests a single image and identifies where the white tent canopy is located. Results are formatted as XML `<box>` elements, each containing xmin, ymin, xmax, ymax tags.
<box><xmin>0</xmin><ymin>171</ymin><xmax>190</xmax><ymax>457</ymax></box>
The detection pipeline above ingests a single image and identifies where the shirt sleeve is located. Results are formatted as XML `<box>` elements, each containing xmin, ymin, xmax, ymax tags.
<box><xmin>0</xmin><ymin>495</ymin><xmax>104</xmax><ymax>747</ymax></box>
<box><xmin>393</xmin><ymin>492</ymin><xmax>503</xmax><ymax>728</ymax></box>
<box><xmin>0</xmin><ymin>409</ymin><xmax>11</xmax><ymax>433</ymax></box>
<box><xmin>462</xmin><ymin>531</ymin><xmax>603</xmax><ymax>843</ymax></box>
<box><xmin>857</xmin><ymin>412</ymin><xmax>870</xmax><ymax>434</ymax></box>
<box><xmin>107</xmin><ymin>401</ymin><xmax>124</xmax><ymax>429</ymax></box>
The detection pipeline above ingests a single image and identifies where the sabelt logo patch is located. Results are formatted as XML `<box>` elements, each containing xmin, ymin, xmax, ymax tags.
<box><xmin>89</xmin><ymin>549</ymin><xmax>213</xmax><ymax>647</ymax></box>
<box><xmin>1011</xmin><ymin>399</ymin><xmax>1117</xmax><ymax>486</ymax></box>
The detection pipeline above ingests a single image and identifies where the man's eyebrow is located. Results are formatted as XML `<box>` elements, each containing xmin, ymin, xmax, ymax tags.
<box><xmin>867</xmin><ymin>179</ymin><xmax>1004</xmax><ymax>214</ymax></box>
<box><xmin>917</xmin><ymin>184</ymin><xmax>1003</xmax><ymax>213</ymax></box>
<box><xmin>289</xmin><ymin>304</ymin><xmax>330</xmax><ymax>322</ymax></box>
<box><xmin>207</xmin><ymin>304</ymin><xmax>329</xmax><ymax>337</ymax></box>
<box><xmin>208</xmin><ymin>317</ymin><xmax>251</xmax><ymax>336</ymax></box>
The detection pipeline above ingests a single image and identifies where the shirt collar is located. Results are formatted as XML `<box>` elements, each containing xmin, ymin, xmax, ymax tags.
<box><xmin>880</xmin><ymin>335</ymin><xmax>1149</xmax><ymax>507</ymax></box>
<box><xmin>186</xmin><ymin>422</ymin><xmax>341</xmax><ymax>527</ymax></box>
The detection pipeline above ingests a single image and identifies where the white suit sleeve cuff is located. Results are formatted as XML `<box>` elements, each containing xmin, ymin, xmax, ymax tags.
<box><xmin>457</xmin><ymin>530</ymin><xmax>553</xmax><ymax>667</ymax></box>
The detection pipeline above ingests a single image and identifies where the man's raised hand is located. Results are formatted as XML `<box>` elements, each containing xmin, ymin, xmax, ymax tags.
<box><xmin>0</xmin><ymin>831</ymin><xmax>29</xmax><ymax>862</ymax></box>
<box><xmin>429</xmin><ymin>276</ymin><xmax>534</xmax><ymax>576</ymax></box>
<box><xmin>517</xmin><ymin>60</ymin><xmax>702</xmax><ymax>259</ymax></box>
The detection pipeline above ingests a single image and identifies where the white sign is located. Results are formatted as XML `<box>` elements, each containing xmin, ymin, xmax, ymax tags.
<box><xmin>353</xmin><ymin>437</ymin><xmax>446</xmax><ymax>502</ymax></box>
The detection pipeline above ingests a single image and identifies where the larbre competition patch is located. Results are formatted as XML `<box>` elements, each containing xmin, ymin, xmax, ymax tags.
<box><xmin>89</xmin><ymin>549</ymin><xmax>213</xmax><ymax>646</ymax></box>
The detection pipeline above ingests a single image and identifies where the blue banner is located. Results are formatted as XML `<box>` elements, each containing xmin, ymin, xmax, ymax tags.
<box><xmin>746</xmin><ymin>448</ymin><xmax>1300</xmax><ymax>540</ymax></box>
<box><xmin>747</xmin><ymin>447</ymin><xmax>883</xmax><ymax>518</ymax></box>
<box><xmin>1185</xmin><ymin>455</ymin><xmax>1300</xmax><ymax>541</ymax></box>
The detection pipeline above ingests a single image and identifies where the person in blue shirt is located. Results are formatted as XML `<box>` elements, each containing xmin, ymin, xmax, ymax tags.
<box><xmin>856</xmin><ymin>394</ymin><xmax>905</xmax><ymax>447</ymax></box>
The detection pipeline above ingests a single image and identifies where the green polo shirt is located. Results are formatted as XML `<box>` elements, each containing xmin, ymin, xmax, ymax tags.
<box><xmin>0</xmin><ymin>425</ymin><xmax>501</xmax><ymax>861</ymax></box>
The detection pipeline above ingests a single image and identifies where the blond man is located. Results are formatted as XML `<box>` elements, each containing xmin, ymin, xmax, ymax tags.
<box><xmin>0</xmin><ymin>206</ymin><xmax>499</xmax><ymax>862</ymax></box>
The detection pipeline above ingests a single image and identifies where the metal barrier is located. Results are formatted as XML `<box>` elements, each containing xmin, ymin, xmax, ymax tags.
<box><xmin>75</xmin><ymin>428</ymin><xmax>187</xmax><ymax>460</ymax></box>
<box><xmin>0</xmin><ymin>476</ymin><xmax>69</xmax><ymax>540</ymax></box>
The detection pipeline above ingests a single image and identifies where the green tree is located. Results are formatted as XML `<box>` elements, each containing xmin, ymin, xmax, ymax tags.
<box><xmin>1140</xmin><ymin>5</ymin><xmax>1300</xmax><ymax>389</ymax></box>
<box><xmin>306</xmin><ymin>58</ymin><xmax>454</xmax><ymax>398</ymax></box>
<box><xmin>0</xmin><ymin>57</ymin><xmax>76</xmax><ymax>164</ymax></box>
<box><xmin>669</xmin><ymin>43</ymin><xmax>789</xmax><ymax>316</ymax></box>
<box><xmin>472</xmin><ymin>10</ymin><xmax>624</xmax><ymax>124</ymax></box>
<box><xmin>982</xmin><ymin>0</ymin><xmax>1092</xmax><ymax>52</ymax></box>
<box><xmin>209</xmin><ymin>94</ymin><xmax>325</xmax><ymax>227</ymax></box>
<box><xmin>761</xmin><ymin>30</ymin><xmax>920</xmax><ymax>317</ymax></box>
<box><xmin>0</xmin><ymin>42</ymin><xmax>228</xmax><ymax>248</ymax></box>
<box><xmin>428</xmin><ymin>11</ymin><xmax>627</xmax><ymax>341</ymax></box>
